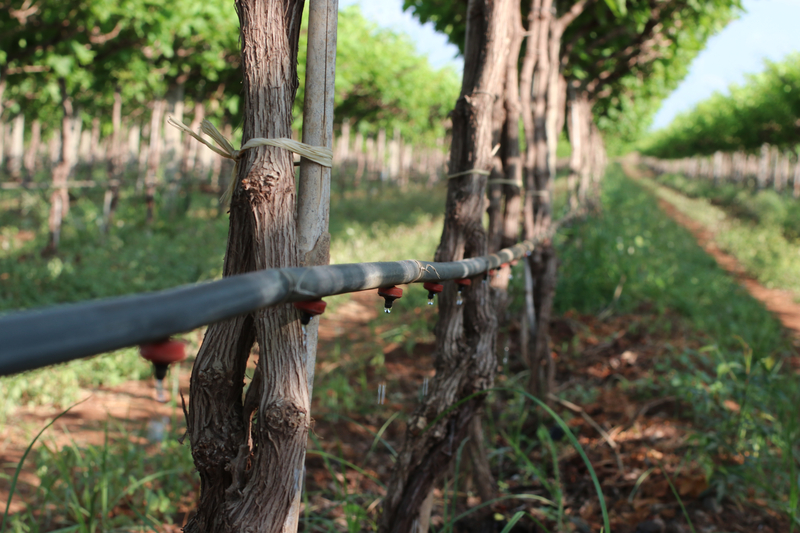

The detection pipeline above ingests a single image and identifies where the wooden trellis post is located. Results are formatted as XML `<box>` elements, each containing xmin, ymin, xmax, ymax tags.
<box><xmin>291</xmin><ymin>0</ymin><xmax>338</xmax><ymax>530</ymax></box>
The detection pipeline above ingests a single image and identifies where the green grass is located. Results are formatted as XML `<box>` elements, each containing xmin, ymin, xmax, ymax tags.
<box><xmin>302</xmin><ymin>383</ymin><xmax>608</xmax><ymax>532</ymax></box>
<box><xmin>556</xmin><ymin>165</ymin><xmax>787</xmax><ymax>355</ymax></box>
<box><xmin>0</xmin><ymin>180</ymin><xmax>446</xmax><ymax>417</ymax></box>
<box><xmin>0</xmin><ymin>189</ymin><xmax>228</xmax><ymax>312</ymax></box>
<box><xmin>643</xmin><ymin>175</ymin><xmax>800</xmax><ymax>295</ymax></box>
<box><xmin>4</xmin><ymin>164</ymin><xmax>800</xmax><ymax>529</ymax></box>
<box><xmin>0</xmin><ymin>177</ymin><xmax>448</xmax><ymax>531</ymax></box>
<box><xmin>554</xmin><ymin>164</ymin><xmax>800</xmax><ymax>524</ymax></box>
<box><xmin>655</xmin><ymin>173</ymin><xmax>800</xmax><ymax>241</ymax></box>
<box><xmin>329</xmin><ymin>184</ymin><xmax>445</xmax><ymax>275</ymax></box>
<box><xmin>2</xmin><ymin>415</ymin><xmax>196</xmax><ymax>533</ymax></box>
<box><xmin>0</xmin><ymin>179</ymin><xmax>447</xmax><ymax>311</ymax></box>
<box><xmin>0</xmin><ymin>186</ymin><xmax>228</xmax><ymax>418</ymax></box>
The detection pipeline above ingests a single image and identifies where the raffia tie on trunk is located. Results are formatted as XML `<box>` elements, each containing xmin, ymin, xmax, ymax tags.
<box><xmin>167</xmin><ymin>116</ymin><xmax>333</xmax><ymax>203</ymax></box>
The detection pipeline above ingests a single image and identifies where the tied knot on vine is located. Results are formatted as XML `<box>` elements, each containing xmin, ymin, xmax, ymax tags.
<box><xmin>167</xmin><ymin>116</ymin><xmax>333</xmax><ymax>203</ymax></box>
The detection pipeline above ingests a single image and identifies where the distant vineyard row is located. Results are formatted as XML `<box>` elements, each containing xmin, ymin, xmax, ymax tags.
<box><xmin>0</xmin><ymin>112</ymin><xmax>449</xmax><ymax>190</ymax></box>
<box><xmin>642</xmin><ymin>52</ymin><xmax>800</xmax><ymax>158</ymax></box>
<box><xmin>643</xmin><ymin>144</ymin><xmax>800</xmax><ymax>197</ymax></box>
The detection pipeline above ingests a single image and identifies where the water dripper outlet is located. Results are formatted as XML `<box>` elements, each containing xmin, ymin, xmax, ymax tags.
<box><xmin>378</xmin><ymin>286</ymin><xmax>403</xmax><ymax>313</ymax></box>
<box><xmin>422</xmin><ymin>282</ymin><xmax>444</xmax><ymax>305</ymax></box>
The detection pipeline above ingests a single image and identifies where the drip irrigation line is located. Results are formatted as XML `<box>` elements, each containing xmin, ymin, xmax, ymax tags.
<box><xmin>0</xmin><ymin>213</ymin><xmax>578</xmax><ymax>377</ymax></box>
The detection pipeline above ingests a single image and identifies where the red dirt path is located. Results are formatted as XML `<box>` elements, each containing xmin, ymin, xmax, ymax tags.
<box><xmin>625</xmin><ymin>161</ymin><xmax>800</xmax><ymax>346</ymax></box>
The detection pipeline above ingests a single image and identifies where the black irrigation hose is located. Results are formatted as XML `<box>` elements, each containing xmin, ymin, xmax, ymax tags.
<box><xmin>0</xmin><ymin>212</ymin><xmax>578</xmax><ymax>377</ymax></box>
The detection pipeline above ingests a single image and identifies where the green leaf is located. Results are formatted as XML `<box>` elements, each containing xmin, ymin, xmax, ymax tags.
<box><xmin>604</xmin><ymin>0</ymin><xmax>627</xmax><ymax>17</ymax></box>
<box><xmin>1</xmin><ymin>398</ymin><xmax>90</xmax><ymax>533</ymax></box>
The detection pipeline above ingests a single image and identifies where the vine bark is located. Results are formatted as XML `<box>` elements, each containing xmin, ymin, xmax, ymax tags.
<box><xmin>184</xmin><ymin>1</ymin><xmax>308</xmax><ymax>532</ymax></box>
<box><xmin>379</xmin><ymin>1</ymin><xmax>512</xmax><ymax>531</ymax></box>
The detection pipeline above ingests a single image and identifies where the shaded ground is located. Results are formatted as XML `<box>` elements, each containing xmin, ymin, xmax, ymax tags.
<box><xmin>2</xmin><ymin>171</ymin><xmax>797</xmax><ymax>530</ymax></box>
<box><xmin>1</xmin><ymin>300</ymin><xmax>792</xmax><ymax>532</ymax></box>
<box><xmin>544</xmin><ymin>310</ymin><xmax>788</xmax><ymax>533</ymax></box>
<box><xmin>0</xmin><ymin>363</ymin><xmax>193</xmax><ymax>519</ymax></box>
<box><xmin>308</xmin><ymin>301</ymin><xmax>792</xmax><ymax>532</ymax></box>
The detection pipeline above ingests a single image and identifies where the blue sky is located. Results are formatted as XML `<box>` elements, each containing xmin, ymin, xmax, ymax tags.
<box><xmin>339</xmin><ymin>0</ymin><xmax>800</xmax><ymax>131</ymax></box>
<box><xmin>651</xmin><ymin>0</ymin><xmax>800</xmax><ymax>129</ymax></box>
<box><xmin>338</xmin><ymin>0</ymin><xmax>462</xmax><ymax>71</ymax></box>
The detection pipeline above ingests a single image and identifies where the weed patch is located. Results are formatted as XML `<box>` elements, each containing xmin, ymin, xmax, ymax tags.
<box><xmin>3</xmin><ymin>418</ymin><xmax>196</xmax><ymax>532</ymax></box>
<box><xmin>557</xmin><ymin>165</ymin><xmax>787</xmax><ymax>356</ymax></box>
<box><xmin>646</xmin><ymin>180</ymin><xmax>800</xmax><ymax>296</ymax></box>
<box><xmin>551</xmin><ymin>165</ymin><xmax>799</xmax><ymax>525</ymax></box>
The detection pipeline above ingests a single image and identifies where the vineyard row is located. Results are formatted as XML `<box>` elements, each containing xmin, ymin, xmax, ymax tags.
<box><xmin>642</xmin><ymin>144</ymin><xmax>800</xmax><ymax>197</ymax></box>
<box><xmin>0</xmin><ymin>111</ymin><xmax>450</xmax><ymax>189</ymax></box>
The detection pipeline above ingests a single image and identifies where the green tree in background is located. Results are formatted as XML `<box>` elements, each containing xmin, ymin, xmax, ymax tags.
<box><xmin>563</xmin><ymin>0</ymin><xmax>740</xmax><ymax>153</ymax></box>
<box><xmin>297</xmin><ymin>5</ymin><xmax>460</xmax><ymax>144</ymax></box>
<box><xmin>1</xmin><ymin>2</ymin><xmax>458</xmax><ymax>152</ymax></box>
<box><xmin>0</xmin><ymin>1</ymin><xmax>458</xmax><ymax>250</ymax></box>
<box><xmin>401</xmin><ymin>0</ymin><xmax>742</xmax><ymax>153</ymax></box>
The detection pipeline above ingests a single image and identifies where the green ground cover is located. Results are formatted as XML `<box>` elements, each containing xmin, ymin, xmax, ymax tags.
<box><xmin>656</xmin><ymin>172</ymin><xmax>800</xmax><ymax>240</ymax></box>
<box><xmin>644</xmin><ymin>172</ymin><xmax>800</xmax><ymax>295</ymax></box>
<box><xmin>0</xmin><ymin>182</ymin><xmax>446</xmax><ymax>416</ymax></box>
<box><xmin>3</xmin><ymin>167</ymin><xmax>799</xmax><ymax>530</ymax></box>
<box><xmin>558</xmin><ymin>166</ymin><xmax>788</xmax><ymax>354</ymax></box>
<box><xmin>0</xmin><ymin>181</ymin><xmax>447</xmax><ymax>532</ymax></box>
<box><xmin>305</xmin><ymin>166</ymin><xmax>800</xmax><ymax>529</ymax></box>
<box><xmin>556</xmin><ymin>165</ymin><xmax>798</xmax><ymax>524</ymax></box>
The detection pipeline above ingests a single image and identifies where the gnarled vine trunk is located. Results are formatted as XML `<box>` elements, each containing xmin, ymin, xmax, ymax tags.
<box><xmin>523</xmin><ymin>0</ymin><xmax>555</xmax><ymax>401</ymax></box>
<box><xmin>379</xmin><ymin>1</ymin><xmax>512</xmax><ymax>531</ymax></box>
<box><xmin>184</xmin><ymin>2</ymin><xmax>308</xmax><ymax>533</ymax></box>
<box><xmin>486</xmin><ymin>68</ymin><xmax>508</xmax><ymax>256</ymax></box>
<box><xmin>525</xmin><ymin>0</ymin><xmax>590</xmax><ymax>403</ymax></box>
<box><xmin>500</xmin><ymin>1</ymin><xmax>524</xmax><ymax>254</ymax></box>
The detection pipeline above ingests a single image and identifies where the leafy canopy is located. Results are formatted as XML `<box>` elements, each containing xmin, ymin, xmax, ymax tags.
<box><xmin>1</xmin><ymin>2</ymin><xmax>458</xmax><ymax>144</ymax></box>
<box><xmin>641</xmin><ymin>52</ymin><xmax>800</xmax><ymax>157</ymax></box>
